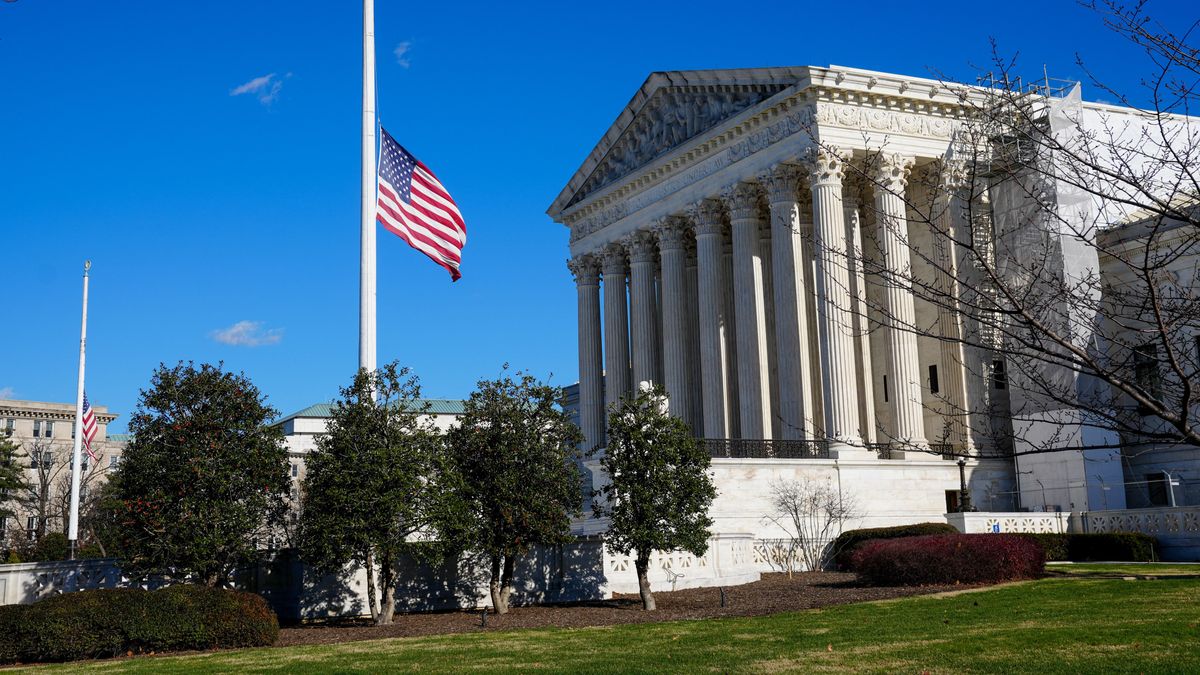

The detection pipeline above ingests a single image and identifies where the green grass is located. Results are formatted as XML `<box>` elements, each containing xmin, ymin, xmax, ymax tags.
<box><xmin>1046</xmin><ymin>562</ymin><xmax>1200</xmax><ymax>577</ymax></box>
<box><xmin>11</xmin><ymin>577</ymin><xmax>1200</xmax><ymax>674</ymax></box>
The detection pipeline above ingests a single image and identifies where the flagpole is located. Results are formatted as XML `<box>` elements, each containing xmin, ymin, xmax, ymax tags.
<box><xmin>67</xmin><ymin>260</ymin><xmax>90</xmax><ymax>560</ymax></box>
<box><xmin>360</xmin><ymin>0</ymin><xmax>378</xmax><ymax>375</ymax></box>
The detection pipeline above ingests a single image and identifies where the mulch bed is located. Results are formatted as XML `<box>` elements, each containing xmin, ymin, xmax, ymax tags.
<box><xmin>276</xmin><ymin>572</ymin><xmax>964</xmax><ymax>647</ymax></box>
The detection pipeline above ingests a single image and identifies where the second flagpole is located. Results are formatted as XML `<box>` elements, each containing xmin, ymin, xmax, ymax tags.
<box><xmin>67</xmin><ymin>260</ymin><xmax>90</xmax><ymax>560</ymax></box>
<box><xmin>360</xmin><ymin>0</ymin><xmax>378</xmax><ymax>375</ymax></box>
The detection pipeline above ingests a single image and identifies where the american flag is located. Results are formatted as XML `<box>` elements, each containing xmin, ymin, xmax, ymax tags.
<box><xmin>376</xmin><ymin>127</ymin><xmax>466</xmax><ymax>281</ymax></box>
<box><xmin>81</xmin><ymin>392</ymin><xmax>98</xmax><ymax>461</ymax></box>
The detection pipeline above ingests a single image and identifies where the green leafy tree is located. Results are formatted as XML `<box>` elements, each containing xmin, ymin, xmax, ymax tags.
<box><xmin>0</xmin><ymin>438</ymin><xmax>29</xmax><ymax>542</ymax></box>
<box><xmin>443</xmin><ymin>368</ymin><xmax>583</xmax><ymax>614</ymax></box>
<box><xmin>112</xmin><ymin>362</ymin><xmax>289</xmax><ymax>586</ymax></box>
<box><xmin>596</xmin><ymin>384</ymin><xmax>716</xmax><ymax>611</ymax></box>
<box><xmin>300</xmin><ymin>363</ymin><xmax>447</xmax><ymax>626</ymax></box>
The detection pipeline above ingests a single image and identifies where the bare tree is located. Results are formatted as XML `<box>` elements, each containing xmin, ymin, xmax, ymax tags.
<box><xmin>18</xmin><ymin>437</ymin><xmax>69</xmax><ymax>539</ymax></box>
<box><xmin>799</xmin><ymin>2</ymin><xmax>1200</xmax><ymax>466</ymax></box>
<box><xmin>763</xmin><ymin>476</ymin><xmax>859</xmax><ymax>573</ymax></box>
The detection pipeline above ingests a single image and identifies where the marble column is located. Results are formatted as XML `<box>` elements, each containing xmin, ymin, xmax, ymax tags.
<box><xmin>685</xmin><ymin>235</ymin><xmax>703</xmax><ymax>434</ymax></box>
<box><xmin>807</xmin><ymin>146</ymin><xmax>863</xmax><ymax>452</ymax></box>
<box><xmin>653</xmin><ymin>217</ymin><xmax>694</xmax><ymax>424</ymax></box>
<box><xmin>626</xmin><ymin>230</ymin><xmax>660</xmax><ymax>389</ymax></box>
<box><xmin>762</xmin><ymin>164</ymin><xmax>814</xmax><ymax>440</ymax></box>
<box><xmin>843</xmin><ymin>182</ymin><xmax>877</xmax><ymax>444</ymax></box>
<box><xmin>933</xmin><ymin>159</ymin><xmax>973</xmax><ymax>451</ymax></box>
<box><xmin>726</xmin><ymin>182</ymin><xmax>773</xmax><ymax>440</ymax></box>
<box><xmin>569</xmin><ymin>254</ymin><xmax>604</xmax><ymax>452</ymax></box>
<box><xmin>722</xmin><ymin>225</ymin><xmax>741</xmax><ymax>438</ymax></box>
<box><xmin>759</xmin><ymin>218</ymin><xmax>780</xmax><ymax>438</ymax></box>
<box><xmin>874</xmin><ymin>152</ymin><xmax>929</xmax><ymax>453</ymax></box>
<box><xmin>601</xmin><ymin>244</ymin><xmax>631</xmax><ymax>413</ymax></box>
<box><xmin>693</xmin><ymin>200</ymin><xmax>731</xmax><ymax>438</ymax></box>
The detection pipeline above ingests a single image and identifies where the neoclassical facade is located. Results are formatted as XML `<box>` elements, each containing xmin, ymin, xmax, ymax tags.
<box><xmin>553</xmin><ymin>66</ymin><xmax>995</xmax><ymax>464</ymax></box>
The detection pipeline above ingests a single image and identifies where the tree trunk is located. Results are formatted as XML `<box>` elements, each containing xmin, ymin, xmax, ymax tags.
<box><xmin>489</xmin><ymin>554</ymin><xmax>508</xmax><ymax>614</ymax></box>
<box><xmin>376</xmin><ymin>549</ymin><xmax>396</xmax><ymax>626</ymax></box>
<box><xmin>499</xmin><ymin>554</ymin><xmax>516</xmax><ymax>612</ymax></box>
<box><xmin>636</xmin><ymin>553</ymin><xmax>655</xmax><ymax>611</ymax></box>
<box><xmin>365</xmin><ymin>549</ymin><xmax>379</xmax><ymax>622</ymax></box>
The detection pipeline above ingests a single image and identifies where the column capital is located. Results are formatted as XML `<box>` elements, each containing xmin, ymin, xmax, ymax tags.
<box><xmin>874</xmin><ymin>152</ymin><xmax>915</xmax><ymax>192</ymax></box>
<box><xmin>928</xmin><ymin>156</ymin><xmax>970</xmax><ymax>194</ymax></box>
<box><xmin>652</xmin><ymin>216</ymin><xmax>691</xmax><ymax>251</ymax></box>
<box><xmin>723</xmin><ymin>181</ymin><xmax>764</xmax><ymax>221</ymax></box>
<box><xmin>567</xmin><ymin>253</ymin><xmax>601</xmax><ymax>286</ymax></box>
<box><xmin>601</xmin><ymin>242</ymin><xmax>627</xmax><ymax>275</ymax></box>
<box><xmin>804</xmin><ymin>145</ymin><xmax>850</xmax><ymax>186</ymax></box>
<box><xmin>760</xmin><ymin>163</ymin><xmax>802</xmax><ymax>204</ymax></box>
<box><xmin>623</xmin><ymin>229</ymin><xmax>659</xmax><ymax>264</ymax></box>
<box><xmin>689</xmin><ymin>198</ymin><xmax>726</xmax><ymax>236</ymax></box>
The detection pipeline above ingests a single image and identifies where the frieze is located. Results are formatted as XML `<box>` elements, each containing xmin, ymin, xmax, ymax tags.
<box><xmin>814</xmin><ymin>101</ymin><xmax>957</xmax><ymax>139</ymax></box>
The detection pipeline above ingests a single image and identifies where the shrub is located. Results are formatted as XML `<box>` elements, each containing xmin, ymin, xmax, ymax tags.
<box><xmin>0</xmin><ymin>585</ymin><xmax>278</xmax><ymax>664</ymax></box>
<box><xmin>1018</xmin><ymin>532</ymin><xmax>1158</xmax><ymax>562</ymax></box>
<box><xmin>853</xmin><ymin>534</ymin><xmax>1045</xmax><ymax>586</ymax></box>
<box><xmin>832</xmin><ymin>522</ymin><xmax>959</xmax><ymax>570</ymax></box>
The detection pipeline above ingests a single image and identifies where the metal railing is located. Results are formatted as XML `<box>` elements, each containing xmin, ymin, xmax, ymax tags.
<box><xmin>703</xmin><ymin>438</ymin><xmax>830</xmax><ymax>460</ymax></box>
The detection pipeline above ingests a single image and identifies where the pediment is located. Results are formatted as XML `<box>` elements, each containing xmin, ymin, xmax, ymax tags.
<box><xmin>549</xmin><ymin>68</ymin><xmax>811</xmax><ymax>216</ymax></box>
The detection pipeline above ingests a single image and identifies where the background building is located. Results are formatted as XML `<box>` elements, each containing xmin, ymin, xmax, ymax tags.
<box><xmin>0</xmin><ymin>398</ymin><xmax>125</xmax><ymax>547</ymax></box>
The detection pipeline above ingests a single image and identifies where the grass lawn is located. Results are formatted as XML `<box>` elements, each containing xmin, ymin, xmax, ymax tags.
<box><xmin>1047</xmin><ymin>562</ymin><xmax>1200</xmax><ymax>577</ymax></box>
<box><xmin>12</xmin><ymin>576</ymin><xmax>1200</xmax><ymax>674</ymax></box>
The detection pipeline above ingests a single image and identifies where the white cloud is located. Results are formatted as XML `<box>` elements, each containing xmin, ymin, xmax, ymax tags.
<box><xmin>210</xmin><ymin>321</ymin><xmax>283</xmax><ymax>347</ymax></box>
<box><xmin>394</xmin><ymin>41</ymin><xmax>412</xmax><ymax>68</ymax></box>
<box><xmin>0</xmin><ymin>387</ymin><xmax>13</xmax><ymax>400</ymax></box>
<box><xmin>230</xmin><ymin>73</ymin><xmax>284</xmax><ymax>105</ymax></box>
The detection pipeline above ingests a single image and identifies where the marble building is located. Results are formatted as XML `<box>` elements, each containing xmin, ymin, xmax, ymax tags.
<box><xmin>548</xmin><ymin>65</ymin><xmax>1135</xmax><ymax>551</ymax></box>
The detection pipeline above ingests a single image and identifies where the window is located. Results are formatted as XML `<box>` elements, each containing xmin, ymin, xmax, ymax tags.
<box><xmin>110</xmin><ymin>455</ymin><xmax>120</xmax><ymax>469</ymax></box>
<box><xmin>882</xmin><ymin>375</ymin><xmax>889</xmax><ymax>403</ymax></box>
<box><xmin>1134</xmin><ymin>344</ymin><xmax>1162</xmax><ymax>414</ymax></box>
<box><xmin>929</xmin><ymin>365</ymin><xmax>940</xmax><ymax>394</ymax></box>
<box><xmin>945</xmin><ymin>490</ymin><xmax>962</xmax><ymax>513</ymax></box>
<box><xmin>0</xmin><ymin>516</ymin><xmax>6</xmax><ymax>534</ymax></box>
<box><xmin>291</xmin><ymin>463</ymin><xmax>299</xmax><ymax>478</ymax></box>
<box><xmin>3</xmin><ymin>419</ymin><xmax>12</xmax><ymax>437</ymax></box>
<box><xmin>70</xmin><ymin>456</ymin><xmax>89</xmax><ymax>472</ymax></box>
<box><xmin>992</xmin><ymin>360</ymin><xmax>1007</xmax><ymax>390</ymax></box>
<box><xmin>71</xmin><ymin>422</ymin><xmax>76</xmax><ymax>439</ymax></box>
<box><xmin>32</xmin><ymin>450</ymin><xmax>53</xmax><ymax>469</ymax></box>
<box><xmin>26</xmin><ymin>517</ymin><xmax>36</xmax><ymax>540</ymax></box>
<box><xmin>33</xmin><ymin>420</ymin><xmax>41</xmax><ymax>438</ymax></box>
<box><xmin>44</xmin><ymin>421</ymin><xmax>53</xmax><ymax>439</ymax></box>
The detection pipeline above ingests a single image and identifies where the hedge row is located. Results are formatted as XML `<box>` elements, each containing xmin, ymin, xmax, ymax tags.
<box><xmin>1016</xmin><ymin>532</ymin><xmax>1158</xmax><ymax>562</ymax></box>
<box><xmin>0</xmin><ymin>585</ymin><xmax>278</xmax><ymax>664</ymax></box>
<box><xmin>831</xmin><ymin>522</ymin><xmax>959</xmax><ymax>570</ymax></box>
<box><xmin>853</xmin><ymin>534</ymin><xmax>1045</xmax><ymax>586</ymax></box>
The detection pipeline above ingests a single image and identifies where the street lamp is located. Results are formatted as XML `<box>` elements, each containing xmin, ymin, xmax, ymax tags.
<box><xmin>956</xmin><ymin>459</ymin><xmax>974</xmax><ymax>512</ymax></box>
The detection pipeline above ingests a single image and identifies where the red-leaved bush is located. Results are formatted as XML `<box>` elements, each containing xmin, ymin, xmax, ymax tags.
<box><xmin>852</xmin><ymin>534</ymin><xmax>1045</xmax><ymax>586</ymax></box>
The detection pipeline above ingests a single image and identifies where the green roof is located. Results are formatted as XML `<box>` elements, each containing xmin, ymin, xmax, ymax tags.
<box><xmin>275</xmin><ymin>399</ymin><xmax>466</xmax><ymax>425</ymax></box>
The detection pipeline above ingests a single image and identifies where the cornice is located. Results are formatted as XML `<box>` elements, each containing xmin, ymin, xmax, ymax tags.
<box><xmin>0</xmin><ymin>406</ymin><xmax>118</xmax><ymax>424</ymax></box>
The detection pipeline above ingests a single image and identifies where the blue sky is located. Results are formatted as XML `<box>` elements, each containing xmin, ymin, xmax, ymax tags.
<box><xmin>0</xmin><ymin>0</ymin><xmax>1192</xmax><ymax>431</ymax></box>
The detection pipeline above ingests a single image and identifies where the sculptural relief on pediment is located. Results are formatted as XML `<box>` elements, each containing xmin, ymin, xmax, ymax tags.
<box><xmin>567</xmin><ymin>85</ymin><xmax>788</xmax><ymax>208</ymax></box>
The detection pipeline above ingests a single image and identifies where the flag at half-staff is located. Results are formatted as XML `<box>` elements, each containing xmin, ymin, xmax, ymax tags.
<box><xmin>80</xmin><ymin>392</ymin><xmax>98</xmax><ymax>461</ymax></box>
<box><xmin>376</xmin><ymin>126</ymin><xmax>466</xmax><ymax>281</ymax></box>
